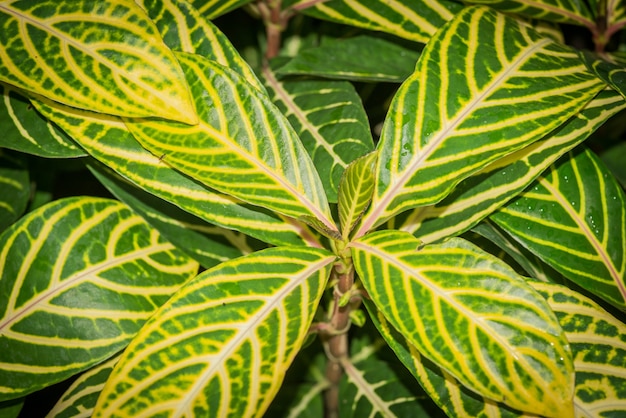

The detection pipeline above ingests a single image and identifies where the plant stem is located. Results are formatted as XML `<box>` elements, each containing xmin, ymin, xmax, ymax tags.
<box><xmin>259</xmin><ymin>0</ymin><xmax>284</xmax><ymax>59</ymax></box>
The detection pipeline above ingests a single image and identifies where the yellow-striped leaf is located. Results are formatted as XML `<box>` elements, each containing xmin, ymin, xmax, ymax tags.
<box><xmin>351</xmin><ymin>230</ymin><xmax>574</xmax><ymax>417</ymax></box>
<box><xmin>466</xmin><ymin>0</ymin><xmax>594</xmax><ymax>25</ymax></box>
<box><xmin>397</xmin><ymin>87</ymin><xmax>626</xmax><ymax>244</ymax></box>
<box><xmin>93</xmin><ymin>247</ymin><xmax>335</xmax><ymax>417</ymax></box>
<box><xmin>0</xmin><ymin>84</ymin><xmax>84</xmax><ymax>158</ymax></box>
<box><xmin>190</xmin><ymin>0</ymin><xmax>252</xmax><ymax>19</ymax></box>
<box><xmin>580</xmin><ymin>51</ymin><xmax>626</xmax><ymax>99</ymax></box>
<box><xmin>491</xmin><ymin>147</ymin><xmax>626</xmax><ymax>311</ymax></box>
<box><xmin>0</xmin><ymin>398</ymin><xmax>22</xmax><ymax>418</ymax></box>
<box><xmin>356</xmin><ymin>6</ymin><xmax>604</xmax><ymax>237</ymax></box>
<box><xmin>31</xmin><ymin>98</ymin><xmax>311</xmax><ymax>247</ymax></box>
<box><xmin>0</xmin><ymin>197</ymin><xmax>198</xmax><ymax>401</ymax></box>
<box><xmin>126</xmin><ymin>52</ymin><xmax>338</xmax><ymax>236</ymax></box>
<box><xmin>295</xmin><ymin>0</ymin><xmax>462</xmax><ymax>44</ymax></box>
<box><xmin>338</xmin><ymin>151</ymin><xmax>377</xmax><ymax>240</ymax></box>
<box><xmin>0</xmin><ymin>154</ymin><xmax>29</xmax><ymax>233</ymax></box>
<box><xmin>0</xmin><ymin>0</ymin><xmax>195</xmax><ymax>123</ymax></box>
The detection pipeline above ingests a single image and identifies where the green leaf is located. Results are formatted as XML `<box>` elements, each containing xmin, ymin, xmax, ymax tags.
<box><xmin>530</xmin><ymin>281</ymin><xmax>626</xmax><ymax>415</ymax></box>
<box><xmin>47</xmin><ymin>354</ymin><xmax>120</xmax><ymax>418</ymax></box>
<box><xmin>601</xmin><ymin>141</ymin><xmax>626</xmax><ymax>188</ymax></box>
<box><xmin>0</xmin><ymin>197</ymin><xmax>198</xmax><ymax>401</ymax></box>
<box><xmin>93</xmin><ymin>247</ymin><xmax>335</xmax><ymax>417</ymax></box>
<box><xmin>276</xmin><ymin>35</ymin><xmax>420</xmax><ymax>82</ymax></box>
<box><xmin>465</xmin><ymin>0</ymin><xmax>594</xmax><ymax>25</ymax></box>
<box><xmin>190</xmin><ymin>0</ymin><xmax>253</xmax><ymax>19</ymax></box>
<box><xmin>0</xmin><ymin>154</ymin><xmax>29</xmax><ymax>233</ymax></box>
<box><xmin>31</xmin><ymin>99</ymin><xmax>311</xmax><ymax>247</ymax></box>
<box><xmin>490</xmin><ymin>147</ymin><xmax>626</xmax><ymax>311</ymax></box>
<box><xmin>90</xmin><ymin>164</ymin><xmax>255</xmax><ymax>269</ymax></box>
<box><xmin>579</xmin><ymin>51</ymin><xmax>626</xmax><ymax>99</ymax></box>
<box><xmin>126</xmin><ymin>52</ymin><xmax>338</xmax><ymax>236</ymax></box>
<box><xmin>0</xmin><ymin>398</ymin><xmax>23</xmax><ymax>418</ymax></box>
<box><xmin>351</xmin><ymin>230</ymin><xmax>574</xmax><ymax>417</ymax></box>
<box><xmin>293</xmin><ymin>0</ymin><xmax>462</xmax><ymax>44</ymax></box>
<box><xmin>356</xmin><ymin>6</ymin><xmax>605</xmax><ymax>236</ymax></box>
<box><xmin>338</xmin><ymin>152</ymin><xmax>377</xmax><ymax>239</ymax></box>
<box><xmin>262</xmin><ymin>63</ymin><xmax>375</xmax><ymax>202</ymax></box>
<box><xmin>136</xmin><ymin>0</ymin><xmax>263</xmax><ymax>91</ymax></box>
<box><xmin>397</xmin><ymin>87</ymin><xmax>626</xmax><ymax>244</ymax></box>
<box><xmin>0</xmin><ymin>0</ymin><xmax>196</xmax><ymax>123</ymax></box>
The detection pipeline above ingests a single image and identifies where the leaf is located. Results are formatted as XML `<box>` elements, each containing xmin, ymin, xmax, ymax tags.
<box><xmin>0</xmin><ymin>84</ymin><xmax>85</xmax><ymax>158</ymax></box>
<box><xmin>355</xmin><ymin>6</ymin><xmax>605</xmax><ymax>236</ymax></box>
<box><xmin>490</xmin><ymin>147</ymin><xmax>626</xmax><ymax>311</ymax></box>
<box><xmin>135</xmin><ymin>0</ymin><xmax>263</xmax><ymax>91</ymax></box>
<box><xmin>276</xmin><ymin>35</ymin><xmax>420</xmax><ymax>82</ymax></box>
<box><xmin>338</xmin><ymin>152</ymin><xmax>377</xmax><ymax>239</ymax></box>
<box><xmin>0</xmin><ymin>398</ymin><xmax>23</xmax><ymax>418</ymax></box>
<box><xmin>397</xmin><ymin>87</ymin><xmax>626</xmax><ymax>244</ymax></box>
<box><xmin>126</xmin><ymin>52</ymin><xmax>338</xmax><ymax>236</ymax></box>
<box><xmin>89</xmin><ymin>164</ymin><xmax>256</xmax><ymax>269</ymax></box>
<box><xmin>0</xmin><ymin>0</ymin><xmax>195</xmax><ymax>123</ymax></box>
<box><xmin>601</xmin><ymin>141</ymin><xmax>626</xmax><ymax>188</ymax></box>
<box><xmin>93</xmin><ymin>247</ymin><xmax>335</xmax><ymax>417</ymax></box>
<box><xmin>31</xmin><ymin>98</ymin><xmax>312</xmax><ymax>248</ymax></box>
<box><xmin>293</xmin><ymin>0</ymin><xmax>462</xmax><ymax>44</ymax></box>
<box><xmin>47</xmin><ymin>354</ymin><xmax>120</xmax><ymax>418</ymax></box>
<box><xmin>351</xmin><ymin>230</ymin><xmax>574</xmax><ymax>417</ymax></box>
<box><xmin>0</xmin><ymin>197</ymin><xmax>198</xmax><ymax>401</ymax></box>
<box><xmin>0</xmin><ymin>154</ymin><xmax>29</xmax><ymax>233</ymax></box>
<box><xmin>465</xmin><ymin>0</ymin><xmax>594</xmax><ymax>25</ymax></box>
<box><xmin>190</xmin><ymin>0</ymin><xmax>253</xmax><ymax>19</ymax></box>
<box><xmin>579</xmin><ymin>51</ymin><xmax>626</xmax><ymax>99</ymax></box>
<box><xmin>530</xmin><ymin>280</ymin><xmax>626</xmax><ymax>416</ymax></box>
<box><xmin>262</xmin><ymin>63</ymin><xmax>375</xmax><ymax>202</ymax></box>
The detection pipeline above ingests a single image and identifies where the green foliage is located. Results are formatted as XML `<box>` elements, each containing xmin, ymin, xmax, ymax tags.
<box><xmin>1</xmin><ymin>0</ymin><xmax>625</xmax><ymax>416</ymax></box>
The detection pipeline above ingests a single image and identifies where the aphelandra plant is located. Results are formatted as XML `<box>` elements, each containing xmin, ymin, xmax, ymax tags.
<box><xmin>1</xmin><ymin>0</ymin><xmax>626</xmax><ymax>417</ymax></box>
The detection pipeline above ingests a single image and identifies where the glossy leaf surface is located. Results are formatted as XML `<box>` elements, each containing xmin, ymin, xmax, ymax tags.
<box><xmin>357</xmin><ymin>6</ymin><xmax>604</xmax><ymax>236</ymax></box>
<box><xmin>338</xmin><ymin>152</ymin><xmax>377</xmax><ymax>239</ymax></box>
<box><xmin>351</xmin><ymin>230</ymin><xmax>574</xmax><ymax>416</ymax></box>
<box><xmin>126</xmin><ymin>52</ymin><xmax>337</xmax><ymax>236</ymax></box>
<box><xmin>491</xmin><ymin>147</ymin><xmax>626</xmax><ymax>311</ymax></box>
<box><xmin>398</xmin><ymin>88</ymin><xmax>626</xmax><ymax>244</ymax></box>
<box><xmin>0</xmin><ymin>0</ymin><xmax>195</xmax><ymax>123</ymax></box>
<box><xmin>0</xmin><ymin>154</ymin><xmax>29</xmax><ymax>233</ymax></box>
<box><xmin>94</xmin><ymin>247</ymin><xmax>335</xmax><ymax>417</ymax></box>
<box><xmin>466</xmin><ymin>0</ymin><xmax>594</xmax><ymax>25</ymax></box>
<box><xmin>190</xmin><ymin>0</ymin><xmax>252</xmax><ymax>18</ymax></box>
<box><xmin>0</xmin><ymin>197</ymin><xmax>198</xmax><ymax>401</ymax></box>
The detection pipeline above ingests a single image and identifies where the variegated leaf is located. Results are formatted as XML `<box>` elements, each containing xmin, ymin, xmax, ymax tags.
<box><xmin>338</xmin><ymin>151</ymin><xmax>377</xmax><ymax>240</ymax></box>
<box><xmin>530</xmin><ymin>280</ymin><xmax>626</xmax><ymax>416</ymax></box>
<box><xmin>136</xmin><ymin>0</ymin><xmax>263</xmax><ymax>91</ymax></box>
<box><xmin>397</xmin><ymin>87</ymin><xmax>626</xmax><ymax>244</ymax></box>
<box><xmin>292</xmin><ymin>0</ymin><xmax>462</xmax><ymax>44</ymax></box>
<box><xmin>351</xmin><ymin>230</ymin><xmax>574</xmax><ymax>417</ymax></box>
<box><xmin>579</xmin><ymin>51</ymin><xmax>626</xmax><ymax>99</ymax></box>
<box><xmin>126</xmin><ymin>52</ymin><xmax>338</xmax><ymax>237</ymax></box>
<box><xmin>90</xmin><ymin>164</ymin><xmax>256</xmax><ymax>269</ymax></box>
<box><xmin>465</xmin><ymin>0</ymin><xmax>594</xmax><ymax>25</ymax></box>
<box><xmin>47</xmin><ymin>353</ymin><xmax>120</xmax><ymax>418</ymax></box>
<box><xmin>276</xmin><ymin>35</ymin><xmax>420</xmax><ymax>82</ymax></box>
<box><xmin>190</xmin><ymin>0</ymin><xmax>252</xmax><ymax>19</ymax></box>
<box><xmin>0</xmin><ymin>154</ymin><xmax>29</xmax><ymax>233</ymax></box>
<box><xmin>31</xmin><ymin>99</ymin><xmax>312</xmax><ymax>247</ymax></box>
<box><xmin>263</xmin><ymin>63</ymin><xmax>374</xmax><ymax>202</ymax></box>
<box><xmin>0</xmin><ymin>197</ymin><xmax>198</xmax><ymax>401</ymax></box>
<box><xmin>490</xmin><ymin>147</ymin><xmax>626</xmax><ymax>311</ymax></box>
<box><xmin>93</xmin><ymin>247</ymin><xmax>335</xmax><ymax>417</ymax></box>
<box><xmin>0</xmin><ymin>0</ymin><xmax>195</xmax><ymax>123</ymax></box>
<box><xmin>0</xmin><ymin>84</ymin><xmax>84</xmax><ymax>158</ymax></box>
<box><xmin>0</xmin><ymin>398</ymin><xmax>22</xmax><ymax>418</ymax></box>
<box><xmin>608</xmin><ymin>0</ymin><xmax>626</xmax><ymax>27</ymax></box>
<box><xmin>355</xmin><ymin>6</ymin><xmax>604</xmax><ymax>236</ymax></box>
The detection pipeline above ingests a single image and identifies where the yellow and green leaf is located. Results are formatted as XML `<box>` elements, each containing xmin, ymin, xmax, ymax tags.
<box><xmin>190</xmin><ymin>0</ymin><xmax>252</xmax><ymax>19</ymax></box>
<box><xmin>0</xmin><ymin>154</ymin><xmax>29</xmax><ymax>233</ymax></box>
<box><xmin>0</xmin><ymin>197</ymin><xmax>198</xmax><ymax>401</ymax></box>
<box><xmin>338</xmin><ymin>151</ymin><xmax>377</xmax><ymax>240</ymax></box>
<box><xmin>356</xmin><ymin>6</ymin><xmax>604</xmax><ymax>236</ymax></box>
<box><xmin>465</xmin><ymin>0</ymin><xmax>594</xmax><ymax>26</ymax></box>
<box><xmin>93</xmin><ymin>247</ymin><xmax>335</xmax><ymax>417</ymax></box>
<box><xmin>351</xmin><ymin>230</ymin><xmax>574</xmax><ymax>417</ymax></box>
<box><xmin>0</xmin><ymin>0</ymin><xmax>195</xmax><ymax>123</ymax></box>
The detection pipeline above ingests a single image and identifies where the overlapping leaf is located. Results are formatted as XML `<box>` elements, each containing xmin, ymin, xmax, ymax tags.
<box><xmin>338</xmin><ymin>152</ymin><xmax>377</xmax><ymax>239</ymax></box>
<box><xmin>190</xmin><ymin>0</ymin><xmax>252</xmax><ymax>19</ymax></box>
<box><xmin>351</xmin><ymin>230</ymin><xmax>574</xmax><ymax>417</ymax></box>
<box><xmin>579</xmin><ymin>51</ymin><xmax>626</xmax><ymax>99</ymax></box>
<box><xmin>31</xmin><ymin>99</ymin><xmax>310</xmax><ymax>247</ymax></box>
<box><xmin>0</xmin><ymin>398</ymin><xmax>22</xmax><ymax>418</ymax></box>
<box><xmin>0</xmin><ymin>84</ymin><xmax>84</xmax><ymax>158</ymax></box>
<box><xmin>355</xmin><ymin>6</ymin><xmax>604</xmax><ymax>236</ymax></box>
<box><xmin>293</xmin><ymin>0</ymin><xmax>462</xmax><ymax>44</ymax></box>
<box><xmin>466</xmin><ymin>0</ymin><xmax>594</xmax><ymax>25</ymax></box>
<box><xmin>263</xmin><ymin>63</ymin><xmax>374</xmax><ymax>202</ymax></box>
<box><xmin>126</xmin><ymin>52</ymin><xmax>338</xmax><ymax>237</ymax></box>
<box><xmin>276</xmin><ymin>36</ymin><xmax>420</xmax><ymax>82</ymax></box>
<box><xmin>0</xmin><ymin>154</ymin><xmax>29</xmax><ymax>233</ymax></box>
<box><xmin>0</xmin><ymin>0</ymin><xmax>195</xmax><ymax>123</ymax></box>
<box><xmin>397</xmin><ymin>88</ymin><xmax>626</xmax><ymax>244</ymax></box>
<box><xmin>0</xmin><ymin>197</ymin><xmax>198</xmax><ymax>401</ymax></box>
<box><xmin>93</xmin><ymin>247</ymin><xmax>335</xmax><ymax>417</ymax></box>
<box><xmin>491</xmin><ymin>147</ymin><xmax>626</xmax><ymax>311</ymax></box>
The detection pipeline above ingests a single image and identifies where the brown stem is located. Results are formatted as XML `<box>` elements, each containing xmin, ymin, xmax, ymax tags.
<box><xmin>258</xmin><ymin>0</ymin><xmax>284</xmax><ymax>59</ymax></box>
